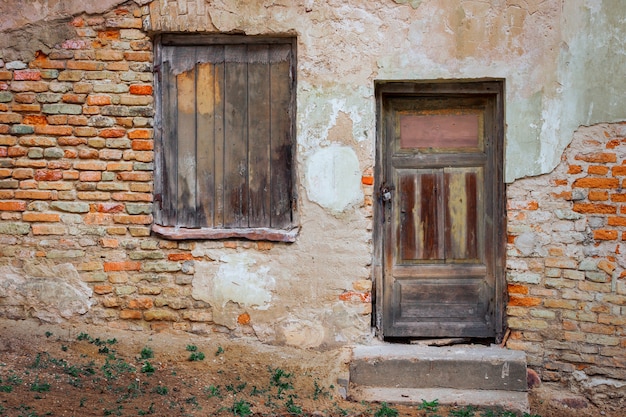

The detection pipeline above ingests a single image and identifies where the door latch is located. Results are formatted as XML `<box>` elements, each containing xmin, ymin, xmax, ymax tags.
<box><xmin>379</xmin><ymin>183</ymin><xmax>394</xmax><ymax>203</ymax></box>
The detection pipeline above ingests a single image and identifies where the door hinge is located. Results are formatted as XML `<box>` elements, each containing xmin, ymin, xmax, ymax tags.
<box><xmin>154</xmin><ymin>193</ymin><xmax>162</xmax><ymax>210</ymax></box>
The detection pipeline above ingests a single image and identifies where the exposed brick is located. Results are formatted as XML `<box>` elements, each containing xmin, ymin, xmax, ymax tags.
<box><xmin>594</xmin><ymin>229</ymin><xmax>618</xmax><ymax>241</ymax></box>
<box><xmin>128</xmin><ymin>129</ymin><xmax>152</xmax><ymax>139</ymax></box>
<box><xmin>34</xmin><ymin>125</ymin><xmax>73</xmax><ymax>136</ymax></box>
<box><xmin>574</xmin><ymin>152</ymin><xmax>617</xmax><ymax>163</ymax></box>
<box><xmin>99</xmin><ymin>128</ymin><xmax>126</xmax><ymax>138</ymax></box>
<box><xmin>67</xmin><ymin>61</ymin><xmax>105</xmax><ymax>71</ymax></box>
<box><xmin>62</xmin><ymin>93</ymin><xmax>86</xmax><ymax>104</ymax></box>
<box><xmin>32</xmin><ymin>224</ymin><xmax>66</xmax><ymax>235</ymax></box>
<box><xmin>104</xmin><ymin>261</ymin><xmax>141</xmax><ymax>272</ymax></box>
<box><xmin>508</xmin><ymin>296</ymin><xmax>542</xmax><ymax>307</ymax></box>
<box><xmin>588</xmin><ymin>190</ymin><xmax>608</xmax><ymax>201</ymax></box>
<box><xmin>612</xmin><ymin>166</ymin><xmax>626</xmax><ymax>176</ymax></box>
<box><xmin>0</xmin><ymin>201</ymin><xmax>27</xmax><ymax>211</ymax></box>
<box><xmin>15</xmin><ymin>190</ymin><xmax>53</xmax><ymax>200</ymax></box>
<box><xmin>119</xmin><ymin>310</ymin><xmax>142</xmax><ymax>319</ymax></box>
<box><xmin>128</xmin><ymin>297</ymin><xmax>154</xmax><ymax>309</ymax></box>
<box><xmin>129</xmin><ymin>84</ymin><xmax>153</xmax><ymax>95</ymax></box>
<box><xmin>131</xmin><ymin>139</ymin><xmax>153</xmax><ymax>150</ymax></box>
<box><xmin>572</xmin><ymin>203</ymin><xmax>617</xmax><ymax>214</ymax></box>
<box><xmin>86</xmin><ymin>94</ymin><xmax>112</xmax><ymax>106</ymax></box>
<box><xmin>22</xmin><ymin>212</ymin><xmax>60</xmax><ymax>222</ymax></box>
<box><xmin>572</xmin><ymin>178</ymin><xmax>619</xmax><ymax>189</ymax></box>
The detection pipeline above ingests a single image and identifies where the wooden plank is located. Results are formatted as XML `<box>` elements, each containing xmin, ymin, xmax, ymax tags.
<box><xmin>223</xmin><ymin>44</ymin><xmax>248</xmax><ymax>227</ymax></box>
<box><xmin>213</xmin><ymin>51</ymin><xmax>225</xmax><ymax>228</ymax></box>
<box><xmin>397</xmin><ymin>171</ymin><xmax>416</xmax><ymax>262</ymax></box>
<box><xmin>391</xmin><ymin>264</ymin><xmax>487</xmax><ymax>278</ymax></box>
<box><xmin>176</xmin><ymin>52</ymin><xmax>197</xmax><ymax>227</ymax></box>
<box><xmin>269</xmin><ymin>44</ymin><xmax>293</xmax><ymax>228</ymax></box>
<box><xmin>247</xmin><ymin>44</ymin><xmax>271</xmax><ymax>227</ymax></box>
<box><xmin>418</xmin><ymin>171</ymin><xmax>443</xmax><ymax>260</ymax></box>
<box><xmin>152</xmin><ymin>224</ymin><xmax>298</xmax><ymax>242</ymax></box>
<box><xmin>444</xmin><ymin>168</ymin><xmax>481</xmax><ymax>261</ymax></box>
<box><xmin>196</xmin><ymin>61</ymin><xmax>216</xmax><ymax>228</ymax></box>
<box><xmin>162</xmin><ymin>60</ymin><xmax>178</xmax><ymax>226</ymax></box>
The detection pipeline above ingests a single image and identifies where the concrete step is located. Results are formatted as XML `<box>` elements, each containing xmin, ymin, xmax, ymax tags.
<box><xmin>349</xmin><ymin>344</ymin><xmax>529</xmax><ymax>412</ymax></box>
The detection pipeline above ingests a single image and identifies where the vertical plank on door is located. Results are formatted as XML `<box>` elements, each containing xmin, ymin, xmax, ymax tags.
<box><xmin>397</xmin><ymin>171</ymin><xmax>417</xmax><ymax>262</ymax></box>
<box><xmin>196</xmin><ymin>61</ymin><xmax>216</xmax><ymax>228</ymax></box>
<box><xmin>269</xmin><ymin>44</ymin><xmax>293</xmax><ymax>228</ymax></box>
<box><xmin>213</xmin><ymin>49</ymin><xmax>226</xmax><ymax>228</ymax></box>
<box><xmin>419</xmin><ymin>171</ymin><xmax>443</xmax><ymax>260</ymax></box>
<box><xmin>162</xmin><ymin>60</ymin><xmax>178</xmax><ymax>226</ymax></box>
<box><xmin>176</xmin><ymin>50</ymin><xmax>197</xmax><ymax>227</ymax></box>
<box><xmin>247</xmin><ymin>44</ymin><xmax>271</xmax><ymax>227</ymax></box>
<box><xmin>445</xmin><ymin>168</ymin><xmax>480</xmax><ymax>261</ymax></box>
<box><xmin>223</xmin><ymin>44</ymin><xmax>248</xmax><ymax>227</ymax></box>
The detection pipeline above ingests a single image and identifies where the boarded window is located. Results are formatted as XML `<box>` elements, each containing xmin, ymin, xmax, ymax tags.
<box><xmin>153</xmin><ymin>35</ymin><xmax>298</xmax><ymax>242</ymax></box>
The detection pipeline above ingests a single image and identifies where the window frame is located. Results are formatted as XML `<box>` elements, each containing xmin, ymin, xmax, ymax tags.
<box><xmin>152</xmin><ymin>34</ymin><xmax>299</xmax><ymax>242</ymax></box>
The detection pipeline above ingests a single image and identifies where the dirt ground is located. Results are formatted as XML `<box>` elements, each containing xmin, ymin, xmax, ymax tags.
<box><xmin>0</xmin><ymin>319</ymin><xmax>618</xmax><ymax>417</ymax></box>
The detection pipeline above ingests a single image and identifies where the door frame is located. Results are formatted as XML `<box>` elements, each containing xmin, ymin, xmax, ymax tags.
<box><xmin>372</xmin><ymin>79</ymin><xmax>507</xmax><ymax>341</ymax></box>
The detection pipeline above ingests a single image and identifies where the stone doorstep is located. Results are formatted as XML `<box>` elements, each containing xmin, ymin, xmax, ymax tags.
<box><xmin>349</xmin><ymin>387</ymin><xmax>529</xmax><ymax>414</ymax></box>
<box><xmin>348</xmin><ymin>344</ymin><xmax>528</xmax><ymax>412</ymax></box>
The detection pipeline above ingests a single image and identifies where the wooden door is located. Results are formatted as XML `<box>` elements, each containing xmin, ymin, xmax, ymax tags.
<box><xmin>376</xmin><ymin>81</ymin><xmax>505</xmax><ymax>340</ymax></box>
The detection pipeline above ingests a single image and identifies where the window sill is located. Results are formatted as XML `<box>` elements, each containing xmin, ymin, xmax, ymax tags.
<box><xmin>152</xmin><ymin>224</ymin><xmax>299</xmax><ymax>242</ymax></box>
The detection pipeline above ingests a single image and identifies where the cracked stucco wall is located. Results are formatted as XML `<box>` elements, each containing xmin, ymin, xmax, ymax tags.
<box><xmin>0</xmin><ymin>0</ymin><xmax>624</xmax><ymax>351</ymax></box>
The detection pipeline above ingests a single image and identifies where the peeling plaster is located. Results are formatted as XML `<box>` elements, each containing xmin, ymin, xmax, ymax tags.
<box><xmin>305</xmin><ymin>145</ymin><xmax>363</xmax><ymax>214</ymax></box>
<box><xmin>192</xmin><ymin>254</ymin><xmax>275</xmax><ymax>314</ymax></box>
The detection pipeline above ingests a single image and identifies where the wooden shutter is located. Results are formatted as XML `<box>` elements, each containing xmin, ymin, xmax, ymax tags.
<box><xmin>154</xmin><ymin>37</ymin><xmax>297</xmax><ymax>241</ymax></box>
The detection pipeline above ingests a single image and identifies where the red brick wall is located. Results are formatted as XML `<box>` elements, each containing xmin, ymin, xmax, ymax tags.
<box><xmin>506</xmin><ymin>123</ymin><xmax>626</xmax><ymax>390</ymax></box>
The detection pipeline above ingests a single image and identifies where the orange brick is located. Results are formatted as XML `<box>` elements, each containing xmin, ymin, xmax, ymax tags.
<box><xmin>47</xmin><ymin>115</ymin><xmax>68</xmax><ymax>125</ymax></box>
<box><xmin>98</xmin><ymin>30</ymin><xmax>120</xmax><ymax>40</ymax></box>
<box><xmin>588</xmin><ymin>190</ymin><xmax>609</xmax><ymax>201</ymax></box>
<box><xmin>0</xmin><ymin>201</ymin><xmax>27</xmax><ymax>211</ymax></box>
<box><xmin>120</xmin><ymin>310</ymin><xmax>142</xmax><ymax>320</ymax></box>
<box><xmin>612</xmin><ymin>166</ymin><xmax>626</xmax><ymax>176</ymax></box>
<box><xmin>15</xmin><ymin>190</ymin><xmax>53</xmax><ymax>200</ymax></box>
<box><xmin>67</xmin><ymin>61</ymin><xmax>104</xmax><ymax>71</ymax></box>
<box><xmin>129</xmin><ymin>84</ymin><xmax>153</xmax><ymax>95</ymax></box>
<box><xmin>594</xmin><ymin>229</ymin><xmax>618</xmax><ymax>241</ymax></box>
<box><xmin>111</xmin><ymin>192</ymin><xmax>152</xmax><ymax>202</ymax></box>
<box><xmin>575</xmin><ymin>152</ymin><xmax>617</xmax><ymax>163</ymax></box>
<box><xmin>22</xmin><ymin>115</ymin><xmax>48</xmax><ymax>125</ymax></box>
<box><xmin>113</xmin><ymin>214</ymin><xmax>152</xmax><ymax>224</ymax></box>
<box><xmin>117</xmin><ymin>172</ymin><xmax>152</xmax><ymax>181</ymax></box>
<box><xmin>608</xmin><ymin>217</ymin><xmax>626</xmax><ymax>226</ymax></box>
<box><xmin>95</xmin><ymin>202</ymin><xmax>125</xmax><ymax>213</ymax></box>
<box><xmin>551</xmin><ymin>191</ymin><xmax>572</xmax><ymax>200</ymax></box>
<box><xmin>572</xmin><ymin>178</ymin><xmax>619</xmax><ymax>189</ymax></box>
<box><xmin>32</xmin><ymin>224</ymin><xmax>66</xmax><ymax>235</ymax></box>
<box><xmin>99</xmin><ymin>128</ymin><xmax>126</xmax><ymax>138</ymax></box>
<box><xmin>94</xmin><ymin>285</ymin><xmax>114</xmax><ymax>295</ymax></box>
<box><xmin>13</xmin><ymin>70</ymin><xmax>41</xmax><ymax>81</ymax></box>
<box><xmin>361</xmin><ymin>175</ymin><xmax>374</xmax><ymax>185</ymax></box>
<box><xmin>101</xmin><ymin>237</ymin><xmax>119</xmax><ymax>248</ymax></box>
<box><xmin>128</xmin><ymin>129</ymin><xmax>152</xmax><ymax>139</ymax></box>
<box><xmin>508</xmin><ymin>296</ymin><xmax>542</xmax><ymax>307</ymax></box>
<box><xmin>611</xmin><ymin>193</ymin><xmax>626</xmax><ymax>202</ymax></box>
<box><xmin>62</xmin><ymin>93</ymin><xmax>86</xmax><ymax>104</ymax></box>
<box><xmin>237</xmin><ymin>313</ymin><xmax>251</xmax><ymax>325</ymax></box>
<box><xmin>84</xmin><ymin>213</ymin><xmax>113</xmax><ymax>225</ymax></box>
<box><xmin>606</xmin><ymin>139</ymin><xmax>621</xmax><ymax>149</ymax></box>
<box><xmin>128</xmin><ymin>297</ymin><xmax>153</xmax><ymax>309</ymax></box>
<box><xmin>124</xmin><ymin>51</ymin><xmax>151</xmax><ymax>62</ymax></box>
<box><xmin>508</xmin><ymin>283</ymin><xmax>529</xmax><ymax>295</ymax></box>
<box><xmin>12</xmin><ymin>104</ymin><xmax>41</xmax><ymax>112</ymax></box>
<box><xmin>34</xmin><ymin>170</ymin><xmax>63</xmax><ymax>181</ymax></box>
<box><xmin>34</xmin><ymin>125</ymin><xmax>73</xmax><ymax>136</ymax></box>
<box><xmin>104</xmin><ymin>261</ymin><xmax>141</xmax><ymax>272</ymax></box>
<box><xmin>131</xmin><ymin>140</ymin><xmax>153</xmax><ymax>150</ymax></box>
<box><xmin>22</xmin><ymin>212</ymin><xmax>60</xmax><ymax>222</ymax></box>
<box><xmin>588</xmin><ymin>165</ymin><xmax>609</xmax><ymax>175</ymax></box>
<box><xmin>168</xmin><ymin>253</ymin><xmax>193</xmax><ymax>261</ymax></box>
<box><xmin>573</xmin><ymin>203</ymin><xmax>617</xmax><ymax>214</ymax></box>
<box><xmin>86</xmin><ymin>95</ymin><xmax>112</xmax><ymax>106</ymax></box>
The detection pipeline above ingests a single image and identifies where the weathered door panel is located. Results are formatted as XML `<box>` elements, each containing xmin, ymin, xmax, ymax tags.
<box><xmin>378</xmin><ymin>82</ymin><xmax>505</xmax><ymax>339</ymax></box>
